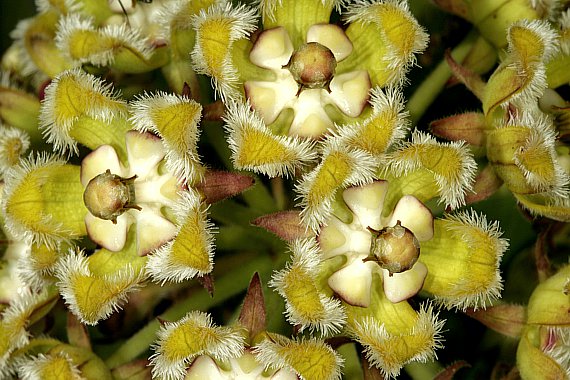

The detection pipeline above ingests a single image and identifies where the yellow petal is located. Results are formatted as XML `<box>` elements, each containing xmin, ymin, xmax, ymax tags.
<box><xmin>421</xmin><ymin>210</ymin><xmax>507</xmax><ymax>310</ymax></box>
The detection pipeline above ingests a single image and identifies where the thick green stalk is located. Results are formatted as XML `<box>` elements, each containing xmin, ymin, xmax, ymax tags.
<box><xmin>407</xmin><ymin>31</ymin><xmax>477</xmax><ymax>125</ymax></box>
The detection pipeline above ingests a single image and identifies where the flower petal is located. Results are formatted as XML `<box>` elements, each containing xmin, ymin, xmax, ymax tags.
<box><xmin>342</xmin><ymin>180</ymin><xmax>388</xmax><ymax>231</ymax></box>
<box><xmin>383</xmin><ymin>195</ymin><xmax>434</xmax><ymax>242</ymax></box>
<box><xmin>381</xmin><ymin>261</ymin><xmax>427</xmax><ymax>303</ymax></box>
<box><xmin>3</xmin><ymin>154</ymin><xmax>87</xmax><ymax>249</ymax></box>
<box><xmin>224</xmin><ymin>100</ymin><xmax>317</xmax><ymax>178</ymax></box>
<box><xmin>346</xmin><ymin>298</ymin><xmax>444</xmax><ymax>379</ymax></box>
<box><xmin>341</xmin><ymin>1</ymin><xmax>428</xmax><ymax>86</ymax></box>
<box><xmin>253</xmin><ymin>334</ymin><xmax>343</xmax><ymax>380</ymax></box>
<box><xmin>319</xmin><ymin>216</ymin><xmax>371</xmax><ymax>259</ymax></box>
<box><xmin>55</xmin><ymin>252</ymin><xmax>144</xmax><ymax>325</ymax></box>
<box><xmin>124</xmin><ymin>131</ymin><xmax>165</xmax><ymax>178</ymax></box>
<box><xmin>129</xmin><ymin>93</ymin><xmax>204</xmax><ymax>183</ymax></box>
<box><xmin>150</xmin><ymin>311</ymin><xmax>245</xmax><ymax>380</ymax></box>
<box><xmin>249</xmin><ymin>26</ymin><xmax>294</xmax><ymax>69</ymax></box>
<box><xmin>270</xmin><ymin>238</ymin><xmax>346</xmax><ymax>336</ymax></box>
<box><xmin>80</xmin><ymin>144</ymin><xmax>124</xmax><ymax>186</ymax></box>
<box><xmin>84</xmin><ymin>213</ymin><xmax>129</xmax><ymax>252</ymax></box>
<box><xmin>336</xmin><ymin>86</ymin><xmax>409</xmax><ymax>157</ymax></box>
<box><xmin>385</xmin><ymin>130</ymin><xmax>477</xmax><ymax>210</ymax></box>
<box><xmin>145</xmin><ymin>190</ymin><xmax>214</xmax><ymax>284</ymax></box>
<box><xmin>421</xmin><ymin>210</ymin><xmax>508</xmax><ymax>310</ymax></box>
<box><xmin>136</xmin><ymin>208</ymin><xmax>177</xmax><ymax>256</ymax></box>
<box><xmin>191</xmin><ymin>3</ymin><xmax>258</xmax><ymax>101</ymax></box>
<box><xmin>296</xmin><ymin>137</ymin><xmax>376</xmax><ymax>230</ymax></box>
<box><xmin>328</xmin><ymin>253</ymin><xmax>374</xmax><ymax>307</ymax></box>
<box><xmin>307</xmin><ymin>23</ymin><xmax>353</xmax><ymax>62</ymax></box>
<box><xmin>328</xmin><ymin>70</ymin><xmax>370</xmax><ymax>118</ymax></box>
<box><xmin>244</xmin><ymin>76</ymin><xmax>298</xmax><ymax>124</ymax></box>
<box><xmin>289</xmin><ymin>89</ymin><xmax>334</xmax><ymax>137</ymax></box>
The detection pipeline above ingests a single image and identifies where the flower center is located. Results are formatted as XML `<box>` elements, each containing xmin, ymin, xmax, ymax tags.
<box><xmin>366</xmin><ymin>221</ymin><xmax>420</xmax><ymax>275</ymax></box>
<box><xmin>83</xmin><ymin>169</ymin><xmax>141</xmax><ymax>224</ymax></box>
<box><xmin>284</xmin><ymin>42</ymin><xmax>337</xmax><ymax>89</ymax></box>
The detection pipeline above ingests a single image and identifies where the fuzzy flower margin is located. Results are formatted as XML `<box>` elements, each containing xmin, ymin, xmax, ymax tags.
<box><xmin>267</xmin><ymin>180</ymin><xmax>508</xmax><ymax>377</ymax></box>
<box><xmin>149</xmin><ymin>310</ymin><xmax>344</xmax><ymax>380</ymax></box>
<box><xmin>192</xmin><ymin>0</ymin><xmax>429</xmax><ymax>195</ymax></box>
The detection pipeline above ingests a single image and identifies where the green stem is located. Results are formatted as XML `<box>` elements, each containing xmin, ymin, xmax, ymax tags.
<box><xmin>270</xmin><ymin>177</ymin><xmax>287</xmax><ymax>211</ymax></box>
<box><xmin>241</xmin><ymin>177</ymin><xmax>278</xmax><ymax>214</ymax></box>
<box><xmin>407</xmin><ymin>31</ymin><xmax>477</xmax><ymax>125</ymax></box>
<box><xmin>104</xmin><ymin>252</ymin><xmax>279</xmax><ymax>369</ymax></box>
<box><xmin>405</xmin><ymin>361</ymin><xmax>443</xmax><ymax>379</ymax></box>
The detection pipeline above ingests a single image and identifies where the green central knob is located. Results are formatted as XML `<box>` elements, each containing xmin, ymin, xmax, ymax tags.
<box><xmin>285</xmin><ymin>42</ymin><xmax>337</xmax><ymax>89</ymax></box>
<box><xmin>83</xmin><ymin>169</ymin><xmax>140</xmax><ymax>224</ymax></box>
<box><xmin>367</xmin><ymin>221</ymin><xmax>420</xmax><ymax>275</ymax></box>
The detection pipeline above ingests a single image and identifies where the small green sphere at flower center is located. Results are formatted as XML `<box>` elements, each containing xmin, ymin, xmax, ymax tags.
<box><xmin>285</xmin><ymin>42</ymin><xmax>337</xmax><ymax>89</ymax></box>
<box><xmin>83</xmin><ymin>169</ymin><xmax>140</xmax><ymax>224</ymax></box>
<box><xmin>367</xmin><ymin>221</ymin><xmax>420</xmax><ymax>275</ymax></box>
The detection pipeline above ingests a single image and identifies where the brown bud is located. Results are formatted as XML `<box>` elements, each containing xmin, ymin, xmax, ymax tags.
<box><xmin>285</xmin><ymin>42</ymin><xmax>336</xmax><ymax>89</ymax></box>
<box><xmin>367</xmin><ymin>221</ymin><xmax>420</xmax><ymax>275</ymax></box>
<box><xmin>83</xmin><ymin>170</ymin><xmax>140</xmax><ymax>223</ymax></box>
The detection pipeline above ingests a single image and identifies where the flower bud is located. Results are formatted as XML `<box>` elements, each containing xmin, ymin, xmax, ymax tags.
<box><xmin>83</xmin><ymin>170</ymin><xmax>139</xmax><ymax>224</ymax></box>
<box><xmin>368</xmin><ymin>221</ymin><xmax>420</xmax><ymax>275</ymax></box>
<box><xmin>285</xmin><ymin>42</ymin><xmax>337</xmax><ymax>89</ymax></box>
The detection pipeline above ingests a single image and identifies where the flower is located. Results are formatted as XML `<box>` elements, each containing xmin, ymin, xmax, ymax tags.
<box><xmin>194</xmin><ymin>0</ymin><xmax>427</xmax><ymax>133</ymax></box>
<box><xmin>194</xmin><ymin>0</ymin><xmax>428</xmax><ymax>188</ymax></box>
<box><xmin>81</xmin><ymin>131</ymin><xmax>180</xmax><ymax>254</ymax></box>
<box><xmin>319</xmin><ymin>181</ymin><xmax>433</xmax><ymax>306</ymax></box>
<box><xmin>268</xmin><ymin>179</ymin><xmax>508</xmax><ymax>376</ymax></box>
<box><xmin>433</xmin><ymin>19</ymin><xmax>570</xmax><ymax>221</ymax></box>
<box><xmin>150</xmin><ymin>310</ymin><xmax>342</xmax><ymax>380</ymax></box>
<box><xmin>517</xmin><ymin>265</ymin><xmax>570</xmax><ymax>379</ymax></box>
<box><xmin>0</xmin><ymin>68</ymin><xmax>227</xmax><ymax>325</ymax></box>
<box><xmin>244</xmin><ymin>22</ymin><xmax>370</xmax><ymax>138</ymax></box>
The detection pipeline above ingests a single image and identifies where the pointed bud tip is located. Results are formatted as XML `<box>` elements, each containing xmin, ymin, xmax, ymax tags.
<box><xmin>251</xmin><ymin>211</ymin><xmax>311</xmax><ymax>242</ymax></box>
<box><xmin>238</xmin><ymin>273</ymin><xmax>267</xmax><ymax>341</ymax></box>
<box><xmin>196</xmin><ymin>170</ymin><xmax>255</xmax><ymax>204</ymax></box>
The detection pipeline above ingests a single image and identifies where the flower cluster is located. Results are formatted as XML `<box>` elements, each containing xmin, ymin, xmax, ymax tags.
<box><xmin>0</xmin><ymin>0</ymin><xmax>568</xmax><ymax>379</ymax></box>
<box><xmin>432</xmin><ymin>5</ymin><xmax>570</xmax><ymax>222</ymax></box>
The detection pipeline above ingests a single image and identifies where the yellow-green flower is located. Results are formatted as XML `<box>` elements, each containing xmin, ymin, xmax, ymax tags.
<box><xmin>150</xmin><ymin>310</ymin><xmax>342</xmax><ymax>380</ymax></box>
<box><xmin>194</xmin><ymin>0</ymin><xmax>428</xmax><ymax>195</ymax></box>
<box><xmin>433</xmin><ymin>18</ymin><xmax>570</xmax><ymax>221</ymax></box>
<box><xmin>517</xmin><ymin>265</ymin><xmax>570</xmax><ymax>379</ymax></box>
<box><xmin>10</xmin><ymin>0</ymin><xmax>170</xmax><ymax>78</ymax></box>
<box><xmin>194</xmin><ymin>0</ymin><xmax>427</xmax><ymax>129</ymax></box>
<box><xmin>1</xmin><ymin>69</ymin><xmax>216</xmax><ymax>325</ymax></box>
<box><xmin>268</xmin><ymin>179</ymin><xmax>508</xmax><ymax>377</ymax></box>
